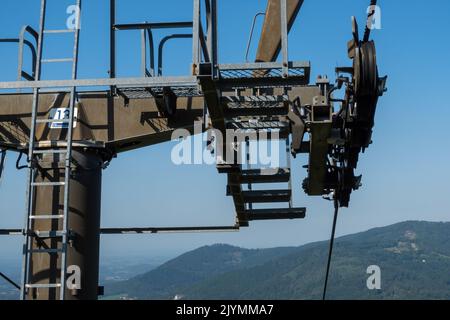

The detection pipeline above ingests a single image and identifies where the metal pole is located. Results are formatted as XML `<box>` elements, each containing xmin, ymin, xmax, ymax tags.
<box><xmin>26</xmin><ymin>149</ymin><xmax>104</xmax><ymax>300</ymax></box>
<box><xmin>206</xmin><ymin>0</ymin><xmax>212</xmax><ymax>53</ymax></box>
<box><xmin>192</xmin><ymin>0</ymin><xmax>200</xmax><ymax>74</ymax></box>
<box><xmin>280</xmin><ymin>0</ymin><xmax>289</xmax><ymax>77</ymax></box>
<box><xmin>110</xmin><ymin>0</ymin><xmax>116</xmax><ymax>92</ymax></box>
<box><xmin>141</xmin><ymin>29</ymin><xmax>147</xmax><ymax>77</ymax></box>
<box><xmin>20</xmin><ymin>0</ymin><xmax>46</xmax><ymax>300</ymax></box>
<box><xmin>59</xmin><ymin>0</ymin><xmax>82</xmax><ymax>300</ymax></box>
<box><xmin>147</xmin><ymin>29</ymin><xmax>155</xmax><ymax>76</ymax></box>
<box><xmin>211</xmin><ymin>0</ymin><xmax>218</xmax><ymax>78</ymax></box>
<box><xmin>286</xmin><ymin>137</ymin><xmax>292</xmax><ymax>208</ymax></box>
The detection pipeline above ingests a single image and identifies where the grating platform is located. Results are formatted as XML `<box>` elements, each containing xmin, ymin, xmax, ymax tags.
<box><xmin>222</xmin><ymin>95</ymin><xmax>289</xmax><ymax>109</ymax></box>
<box><xmin>217</xmin><ymin>61</ymin><xmax>311</xmax><ymax>89</ymax></box>
<box><xmin>219</xmin><ymin>62</ymin><xmax>309</xmax><ymax>80</ymax></box>
<box><xmin>117</xmin><ymin>85</ymin><xmax>201</xmax><ymax>100</ymax></box>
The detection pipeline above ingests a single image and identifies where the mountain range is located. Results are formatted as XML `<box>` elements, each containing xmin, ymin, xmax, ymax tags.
<box><xmin>105</xmin><ymin>221</ymin><xmax>450</xmax><ymax>300</ymax></box>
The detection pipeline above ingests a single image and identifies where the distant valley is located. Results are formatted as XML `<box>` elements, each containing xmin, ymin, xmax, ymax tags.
<box><xmin>105</xmin><ymin>221</ymin><xmax>450</xmax><ymax>300</ymax></box>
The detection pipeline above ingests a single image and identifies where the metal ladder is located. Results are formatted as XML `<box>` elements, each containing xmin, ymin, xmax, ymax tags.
<box><xmin>237</xmin><ymin>135</ymin><xmax>300</xmax><ymax>219</ymax></box>
<box><xmin>218</xmin><ymin>92</ymin><xmax>306</xmax><ymax>226</ymax></box>
<box><xmin>21</xmin><ymin>0</ymin><xmax>82</xmax><ymax>300</ymax></box>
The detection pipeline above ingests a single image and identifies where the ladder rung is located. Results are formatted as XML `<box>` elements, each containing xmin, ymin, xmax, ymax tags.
<box><xmin>28</xmin><ymin>248</ymin><xmax>64</xmax><ymax>254</ymax></box>
<box><xmin>36</xmin><ymin>118</ymin><xmax>70</xmax><ymax>124</ymax></box>
<box><xmin>31</xmin><ymin>182</ymin><xmax>66</xmax><ymax>187</ymax></box>
<box><xmin>26</xmin><ymin>283</ymin><xmax>62</xmax><ymax>289</ymax></box>
<box><xmin>41</xmin><ymin>58</ymin><xmax>74</xmax><ymax>63</ymax></box>
<box><xmin>217</xmin><ymin>164</ymin><xmax>241</xmax><ymax>174</ymax></box>
<box><xmin>44</xmin><ymin>29</ymin><xmax>76</xmax><ymax>34</ymax></box>
<box><xmin>33</xmin><ymin>149</ymin><xmax>68</xmax><ymax>155</ymax></box>
<box><xmin>32</xmin><ymin>231</ymin><xmax>66</xmax><ymax>238</ymax></box>
<box><xmin>245</xmin><ymin>208</ymin><xmax>306</xmax><ymax>221</ymax></box>
<box><xmin>239</xmin><ymin>168</ymin><xmax>291</xmax><ymax>184</ymax></box>
<box><xmin>241</xmin><ymin>189</ymin><xmax>292</xmax><ymax>203</ymax></box>
<box><xmin>29</xmin><ymin>215</ymin><xmax>64</xmax><ymax>220</ymax></box>
<box><xmin>38</xmin><ymin>88</ymin><xmax>73</xmax><ymax>93</ymax></box>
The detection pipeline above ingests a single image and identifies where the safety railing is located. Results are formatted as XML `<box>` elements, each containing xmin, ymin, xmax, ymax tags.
<box><xmin>0</xmin><ymin>25</ymin><xmax>39</xmax><ymax>82</ymax></box>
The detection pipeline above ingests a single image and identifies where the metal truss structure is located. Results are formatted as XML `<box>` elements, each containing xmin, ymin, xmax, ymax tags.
<box><xmin>0</xmin><ymin>0</ymin><xmax>386</xmax><ymax>300</ymax></box>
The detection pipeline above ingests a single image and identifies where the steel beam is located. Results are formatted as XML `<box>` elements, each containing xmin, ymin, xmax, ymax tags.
<box><xmin>0</xmin><ymin>86</ymin><xmax>320</xmax><ymax>154</ymax></box>
<box><xmin>0</xmin><ymin>76</ymin><xmax>198</xmax><ymax>90</ymax></box>
<box><xmin>114</xmin><ymin>22</ymin><xmax>193</xmax><ymax>30</ymax></box>
<box><xmin>101</xmin><ymin>226</ymin><xmax>239</xmax><ymax>234</ymax></box>
<box><xmin>256</xmin><ymin>0</ymin><xmax>304</xmax><ymax>62</ymax></box>
<box><xmin>1</xmin><ymin>227</ymin><xmax>240</xmax><ymax>235</ymax></box>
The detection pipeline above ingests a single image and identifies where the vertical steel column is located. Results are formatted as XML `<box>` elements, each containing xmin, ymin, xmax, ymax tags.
<box><xmin>20</xmin><ymin>0</ymin><xmax>46</xmax><ymax>300</ymax></box>
<box><xmin>141</xmin><ymin>29</ymin><xmax>147</xmax><ymax>77</ymax></box>
<box><xmin>192</xmin><ymin>0</ymin><xmax>200</xmax><ymax>74</ymax></box>
<box><xmin>147</xmin><ymin>29</ymin><xmax>155</xmax><ymax>76</ymax></box>
<box><xmin>59</xmin><ymin>0</ymin><xmax>82</xmax><ymax>301</ymax></box>
<box><xmin>205</xmin><ymin>0</ymin><xmax>218</xmax><ymax>77</ymax></box>
<box><xmin>210</xmin><ymin>0</ymin><xmax>218</xmax><ymax>78</ymax></box>
<box><xmin>109</xmin><ymin>0</ymin><xmax>116</xmax><ymax>92</ymax></box>
<box><xmin>246</xmin><ymin>139</ymin><xmax>253</xmax><ymax>211</ymax></box>
<box><xmin>280</xmin><ymin>0</ymin><xmax>289</xmax><ymax>77</ymax></box>
<box><xmin>286</xmin><ymin>137</ymin><xmax>293</xmax><ymax>208</ymax></box>
<box><xmin>26</xmin><ymin>149</ymin><xmax>103</xmax><ymax>300</ymax></box>
<box><xmin>206</xmin><ymin>0</ymin><xmax>212</xmax><ymax>61</ymax></box>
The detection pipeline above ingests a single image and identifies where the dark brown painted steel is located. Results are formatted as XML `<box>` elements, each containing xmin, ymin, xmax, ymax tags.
<box><xmin>241</xmin><ymin>189</ymin><xmax>292</xmax><ymax>203</ymax></box>
<box><xmin>239</xmin><ymin>168</ymin><xmax>291</xmax><ymax>184</ymax></box>
<box><xmin>245</xmin><ymin>207</ymin><xmax>306</xmax><ymax>220</ymax></box>
<box><xmin>256</xmin><ymin>0</ymin><xmax>304</xmax><ymax>62</ymax></box>
<box><xmin>26</xmin><ymin>150</ymin><xmax>102</xmax><ymax>300</ymax></box>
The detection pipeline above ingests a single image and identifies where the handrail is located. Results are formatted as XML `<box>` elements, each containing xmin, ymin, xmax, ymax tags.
<box><xmin>245</xmin><ymin>12</ymin><xmax>266</xmax><ymax>62</ymax></box>
<box><xmin>0</xmin><ymin>38</ymin><xmax>37</xmax><ymax>81</ymax></box>
<box><xmin>158</xmin><ymin>34</ymin><xmax>193</xmax><ymax>76</ymax></box>
<box><xmin>140</xmin><ymin>26</ymin><xmax>155</xmax><ymax>77</ymax></box>
<box><xmin>198</xmin><ymin>22</ymin><xmax>210</xmax><ymax>63</ymax></box>
<box><xmin>146</xmin><ymin>28</ymin><xmax>155</xmax><ymax>76</ymax></box>
<box><xmin>0</xmin><ymin>25</ymin><xmax>39</xmax><ymax>83</ymax></box>
<box><xmin>113</xmin><ymin>21</ymin><xmax>199</xmax><ymax>78</ymax></box>
<box><xmin>192</xmin><ymin>0</ymin><xmax>217</xmax><ymax>76</ymax></box>
<box><xmin>18</xmin><ymin>25</ymin><xmax>39</xmax><ymax>81</ymax></box>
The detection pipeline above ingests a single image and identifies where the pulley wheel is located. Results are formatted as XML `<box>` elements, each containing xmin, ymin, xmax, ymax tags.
<box><xmin>353</xmin><ymin>41</ymin><xmax>378</xmax><ymax>97</ymax></box>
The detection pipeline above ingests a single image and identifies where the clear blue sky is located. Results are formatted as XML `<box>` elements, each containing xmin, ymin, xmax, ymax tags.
<box><xmin>1</xmin><ymin>0</ymin><xmax>450</xmax><ymax>265</ymax></box>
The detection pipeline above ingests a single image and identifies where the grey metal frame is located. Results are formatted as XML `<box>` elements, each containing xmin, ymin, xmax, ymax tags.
<box><xmin>0</xmin><ymin>0</ymin><xmax>304</xmax><ymax>299</ymax></box>
<box><xmin>245</xmin><ymin>12</ymin><xmax>266</xmax><ymax>62</ymax></box>
<box><xmin>20</xmin><ymin>0</ymin><xmax>48</xmax><ymax>300</ymax></box>
<box><xmin>0</xmin><ymin>25</ymin><xmax>38</xmax><ymax>82</ymax></box>
<box><xmin>280</xmin><ymin>0</ymin><xmax>289</xmax><ymax>76</ymax></box>
<box><xmin>20</xmin><ymin>0</ymin><xmax>82</xmax><ymax>301</ymax></box>
<box><xmin>0</xmin><ymin>0</ymin><xmax>293</xmax><ymax>94</ymax></box>
<box><xmin>1</xmin><ymin>226</ymin><xmax>239</xmax><ymax>235</ymax></box>
<box><xmin>158</xmin><ymin>34</ymin><xmax>193</xmax><ymax>76</ymax></box>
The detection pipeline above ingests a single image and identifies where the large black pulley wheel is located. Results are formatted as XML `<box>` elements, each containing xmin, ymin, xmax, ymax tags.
<box><xmin>351</xmin><ymin>40</ymin><xmax>380</xmax><ymax>148</ymax></box>
<box><xmin>353</xmin><ymin>41</ymin><xmax>378</xmax><ymax>97</ymax></box>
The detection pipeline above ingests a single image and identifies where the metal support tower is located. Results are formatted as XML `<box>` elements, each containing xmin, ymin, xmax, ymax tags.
<box><xmin>0</xmin><ymin>0</ymin><xmax>385</xmax><ymax>300</ymax></box>
<box><xmin>21</xmin><ymin>0</ymin><xmax>82</xmax><ymax>300</ymax></box>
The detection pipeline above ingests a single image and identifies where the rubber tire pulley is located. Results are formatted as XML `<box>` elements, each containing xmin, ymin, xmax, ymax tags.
<box><xmin>353</xmin><ymin>41</ymin><xmax>378</xmax><ymax>97</ymax></box>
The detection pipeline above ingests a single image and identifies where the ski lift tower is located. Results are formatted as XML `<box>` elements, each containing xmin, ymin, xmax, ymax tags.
<box><xmin>0</xmin><ymin>0</ymin><xmax>386</xmax><ymax>300</ymax></box>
